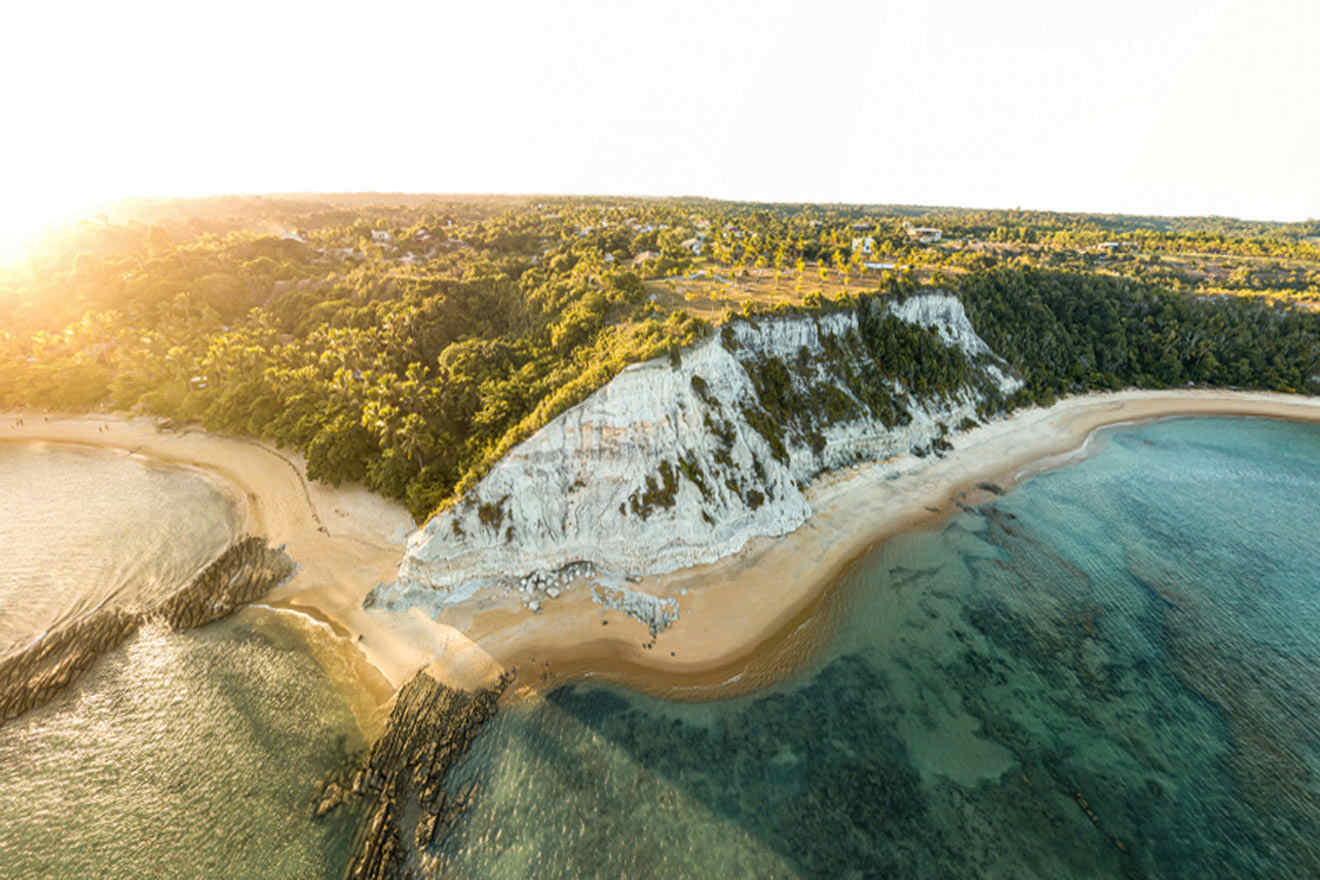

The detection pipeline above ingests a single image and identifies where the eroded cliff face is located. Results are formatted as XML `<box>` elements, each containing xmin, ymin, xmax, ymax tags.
<box><xmin>368</xmin><ymin>293</ymin><xmax>1021</xmax><ymax>617</ymax></box>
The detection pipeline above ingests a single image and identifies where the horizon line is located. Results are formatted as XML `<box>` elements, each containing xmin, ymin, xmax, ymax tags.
<box><xmin>93</xmin><ymin>191</ymin><xmax>1318</xmax><ymax>227</ymax></box>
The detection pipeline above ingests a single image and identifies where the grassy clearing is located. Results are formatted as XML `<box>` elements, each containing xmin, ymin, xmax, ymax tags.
<box><xmin>643</xmin><ymin>262</ymin><xmax>948</xmax><ymax>322</ymax></box>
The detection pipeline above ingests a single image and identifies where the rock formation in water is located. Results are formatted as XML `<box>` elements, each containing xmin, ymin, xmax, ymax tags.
<box><xmin>318</xmin><ymin>670</ymin><xmax>509</xmax><ymax>880</ymax></box>
<box><xmin>0</xmin><ymin>536</ymin><xmax>295</xmax><ymax>725</ymax></box>
<box><xmin>369</xmin><ymin>292</ymin><xmax>1022</xmax><ymax>616</ymax></box>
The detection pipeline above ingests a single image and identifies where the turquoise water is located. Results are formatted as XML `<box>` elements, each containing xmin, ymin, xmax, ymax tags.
<box><xmin>3</xmin><ymin>419</ymin><xmax>1317</xmax><ymax>878</ymax></box>
<box><xmin>433</xmin><ymin>417</ymin><xmax>1320</xmax><ymax>879</ymax></box>
<box><xmin>0</xmin><ymin>444</ymin><xmax>364</xmax><ymax>879</ymax></box>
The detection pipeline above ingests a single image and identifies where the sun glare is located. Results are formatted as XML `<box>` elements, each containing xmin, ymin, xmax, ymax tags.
<box><xmin>0</xmin><ymin>196</ymin><xmax>99</xmax><ymax>268</ymax></box>
<box><xmin>0</xmin><ymin>215</ymin><xmax>41</xmax><ymax>268</ymax></box>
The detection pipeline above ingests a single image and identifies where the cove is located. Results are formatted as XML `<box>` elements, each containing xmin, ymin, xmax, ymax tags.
<box><xmin>428</xmin><ymin>417</ymin><xmax>1320</xmax><ymax>879</ymax></box>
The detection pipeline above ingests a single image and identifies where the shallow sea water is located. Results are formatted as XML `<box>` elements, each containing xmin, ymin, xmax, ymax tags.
<box><xmin>0</xmin><ymin>443</ymin><xmax>365</xmax><ymax>879</ymax></box>
<box><xmin>0</xmin><ymin>442</ymin><xmax>242</xmax><ymax>654</ymax></box>
<box><xmin>434</xmin><ymin>417</ymin><xmax>1320</xmax><ymax>879</ymax></box>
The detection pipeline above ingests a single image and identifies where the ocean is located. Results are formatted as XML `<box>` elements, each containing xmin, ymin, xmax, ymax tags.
<box><xmin>2</xmin><ymin>416</ymin><xmax>1317</xmax><ymax>878</ymax></box>
<box><xmin>431</xmin><ymin>417</ymin><xmax>1320</xmax><ymax>879</ymax></box>
<box><xmin>0</xmin><ymin>442</ymin><xmax>365</xmax><ymax>879</ymax></box>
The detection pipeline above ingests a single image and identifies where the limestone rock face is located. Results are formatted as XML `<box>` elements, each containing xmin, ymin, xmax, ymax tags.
<box><xmin>369</xmin><ymin>293</ymin><xmax>1022</xmax><ymax>614</ymax></box>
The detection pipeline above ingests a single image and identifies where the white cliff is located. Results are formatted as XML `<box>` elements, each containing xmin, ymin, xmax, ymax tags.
<box><xmin>368</xmin><ymin>292</ymin><xmax>1022</xmax><ymax>617</ymax></box>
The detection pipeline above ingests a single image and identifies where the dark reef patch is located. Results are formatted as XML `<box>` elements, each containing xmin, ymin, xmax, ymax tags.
<box><xmin>0</xmin><ymin>535</ymin><xmax>295</xmax><ymax>725</ymax></box>
<box><xmin>321</xmin><ymin>671</ymin><xmax>510</xmax><ymax>880</ymax></box>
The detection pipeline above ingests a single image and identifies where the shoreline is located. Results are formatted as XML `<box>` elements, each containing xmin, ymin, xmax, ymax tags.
<box><xmin>425</xmin><ymin>389</ymin><xmax>1320</xmax><ymax>701</ymax></box>
<box><xmin>6</xmin><ymin>390</ymin><xmax>1320</xmax><ymax>707</ymax></box>
<box><xmin>0</xmin><ymin>413</ymin><xmax>425</xmax><ymax>712</ymax></box>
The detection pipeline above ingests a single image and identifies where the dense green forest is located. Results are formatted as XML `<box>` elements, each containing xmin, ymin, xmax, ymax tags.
<box><xmin>956</xmin><ymin>268</ymin><xmax>1320</xmax><ymax>402</ymax></box>
<box><xmin>1</xmin><ymin>196</ymin><xmax>1317</xmax><ymax>521</ymax></box>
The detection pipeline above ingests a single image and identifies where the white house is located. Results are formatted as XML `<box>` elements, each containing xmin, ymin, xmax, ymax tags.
<box><xmin>851</xmin><ymin>236</ymin><xmax>876</xmax><ymax>255</ymax></box>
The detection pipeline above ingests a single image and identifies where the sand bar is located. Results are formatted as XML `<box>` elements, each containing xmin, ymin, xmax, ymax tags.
<box><xmin>5</xmin><ymin>389</ymin><xmax>1320</xmax><ymax>704</ymax></box>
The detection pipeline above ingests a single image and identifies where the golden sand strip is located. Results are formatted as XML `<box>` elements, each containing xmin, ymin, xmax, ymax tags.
<box><xmin>431</xmin><ymin>390</ymin><xmax>1320</xmax><ymax>700</ymax></box>
<box><xmin>5</xmin><ymin>390</ymin><xmax>1320</xmax><ymax>704</ymax></box>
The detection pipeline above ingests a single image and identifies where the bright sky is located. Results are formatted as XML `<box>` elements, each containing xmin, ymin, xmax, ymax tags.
<box><xmin>2</xmin><ymin>0</ymin><xmax>1316</xmax><ymax>261</ymax></box>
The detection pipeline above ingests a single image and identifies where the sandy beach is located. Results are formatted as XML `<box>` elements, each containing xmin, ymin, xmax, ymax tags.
<box><xmin>424</xmin><ymin>389</ymin><xmax>1320</xmax><ymax>700</ymax></box>
<box><xmin>6</xmin><ymin>389</ymin><xmax>1320</xmax><ymax>705</ymax></box>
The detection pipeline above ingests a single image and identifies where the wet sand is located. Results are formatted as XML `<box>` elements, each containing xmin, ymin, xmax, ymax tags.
<box><xmin>6</xmin><ymin>390</ymin><xmax>1320</xmax><ymax>705</ymax></box>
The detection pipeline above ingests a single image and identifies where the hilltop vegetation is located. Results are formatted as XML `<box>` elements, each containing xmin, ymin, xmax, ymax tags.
<box><xmin>957</xmin><ymin>268</ymin><xmax>1319</xmax><ymax>401</ymax></box>
<box><xmin>1</xmin><ymin>196</ymin><xmax>1318</xmax><ymax>520</ymax></box>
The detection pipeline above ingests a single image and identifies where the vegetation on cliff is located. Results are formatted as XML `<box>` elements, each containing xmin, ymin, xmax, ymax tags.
<box><xmin>2</xmin><ymin>195</ymin><xmax>1317</xmax><ymax>522</ymax></box>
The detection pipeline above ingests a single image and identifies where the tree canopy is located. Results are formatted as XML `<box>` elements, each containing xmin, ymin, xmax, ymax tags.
<box><xmin>2</xmin><ymin>195</ymin><xmax>1316</xmax><ymax>521</ymax></box>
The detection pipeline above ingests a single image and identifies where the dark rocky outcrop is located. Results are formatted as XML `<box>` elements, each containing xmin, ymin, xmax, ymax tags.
<box><xmin>0</xmin><ymin>535</ymin><xmax>295</xmax><ymax>724</ymax></box>
<box><xmin>320</xmin><ymin>670</ymin><xmax>510</xmax><ymax>880</ymax></box>
<box><xmin>152</xmin><ymin>535</ymin><xmax>296</xmax><ymax>629</ymax></box>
